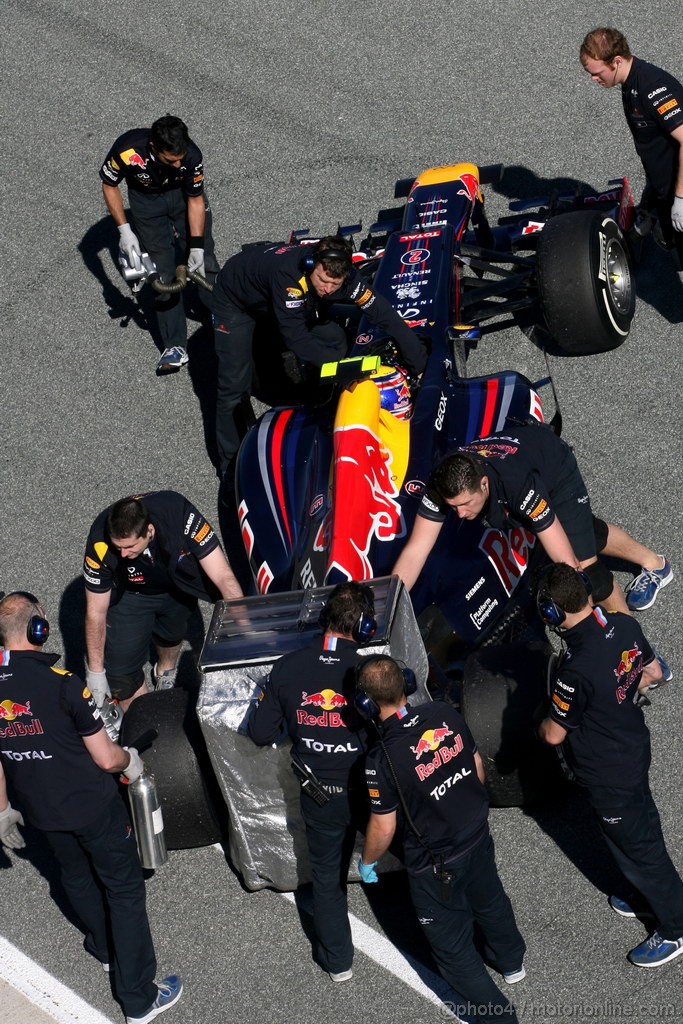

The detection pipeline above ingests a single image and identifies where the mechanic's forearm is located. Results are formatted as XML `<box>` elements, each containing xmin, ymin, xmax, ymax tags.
<box><xmin>638</xmin><ymin>659</ymin><xmax>662</xmax><ymax>692</ymax></box>
<box><xmin>199</xmin><ymin>547</ymin><xmax>244</xmax><ymax>600</ymax></box>
<box><xmin>187</xmin><ymin>195</ymin><xmax>206</xmax><ymax>239</ymax></box>
<box><xmin>537</xmin><ymin>520</ymin><xmax>580</xmax><ymax>567</ymax></box>
<box><xmin>85</xmin><ymin>611</ymin><xmax>108</xmax><ymax>672</ymax></box>
<box><xmin>363</xmin><ymin>814</ymin><xmax>396</xmax><ymax>863</ymax></box>
<box><xmin>538</xmin><ymin>717</ymin><xmax>567</xmax><ymax>745</ymax></box>
<box><xmin>102</xmin><ymin>183</ymin><xmax>127</xmax><ymax>227</ymax></box>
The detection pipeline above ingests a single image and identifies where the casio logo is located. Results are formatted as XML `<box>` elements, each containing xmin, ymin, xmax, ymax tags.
<box><xmin>648</xmin><ymin>86</ymin><xmax>667</xmax><ymax>99</ymax></box>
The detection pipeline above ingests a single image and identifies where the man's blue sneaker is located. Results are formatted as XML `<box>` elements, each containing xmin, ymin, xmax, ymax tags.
<box><xmin>625</xmin><ymin>557</ymin><xmax>673</xmax><ymax>611</ymax></box>
<box><xmin>609</xmin><ymin>894</ymin><xmax>654</xmax><ymax>919</ymax></box>
<box><xmin>628</xmin><ymin>932</ymin><xmax>683</xmax><ymax>968</ymax></box>
<box><xmin>156</xmin><ymin>346</ymin><xmax>189</xmax><ymax>374</ymax></box>
<box><xmin>126</xmin><ymin>975</ymin><xmax>183</xmax><ymax>1023</ymax></box>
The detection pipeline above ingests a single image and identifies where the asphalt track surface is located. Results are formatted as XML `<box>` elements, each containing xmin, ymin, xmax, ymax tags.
<box><xmin>2</xmin><ymin>2</ymin><xmax>683</xmax><ymax>1022</ymax></box>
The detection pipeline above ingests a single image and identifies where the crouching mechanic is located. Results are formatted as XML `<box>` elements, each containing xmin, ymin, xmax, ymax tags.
<box><xmin>100</xmin><ymin>114</ymin><xmax>219</xmax><ymax>374</ymax></box>
<box><xmin>84</xmin><ymin>491</ymin><xmax>243</xmax><ymax>730</ymax></box>
<box><xmin>0</xmin><ymin>591</ymin><xmax>183</xmax><ymax>1024</ymax></box>
<box><xmin>211</xmin><ymin>235</ymin><xmax>428</xmax><ymax>480</ymax></box>
<box><xmin>537</xmin><ymin>564</ymin><xmax>683</xmax><ymax>969</ymax></box>
<box><xmin>393</xmin><ymin>425</ymin><xmax>673</xmax><ymax>669</ymax></box>
<box><xmin>358</xmin><ymin>655</ymin><xmax>525</xmax><ymax>1024</ymax></box>
<box><xmin>247</xmin><ymin>582</ymin><xmax>376</xmax><ymax>982</ymax></box>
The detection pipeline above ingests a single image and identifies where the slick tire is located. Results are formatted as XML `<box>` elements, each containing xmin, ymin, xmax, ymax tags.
<box><xmin>121</xmin><ymin>689</ymin><xmax>224</xmax><ymax>849</ymax></box>
<box><xmin>536</xmin><ymin>211</ymin><xmax>634</xmax><ymax>355</ymax></box>
<box><xmin>460</xmin><ymin>641</ymin><xmax>568</xmax><ymax>807</ymax></box>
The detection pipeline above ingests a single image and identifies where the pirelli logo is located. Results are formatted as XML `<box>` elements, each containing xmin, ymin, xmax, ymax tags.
<box><xmin>194</xmin><ymin>523</ymin><xmax>210</xmax><ymax>543</ymax></box>
<box><xmin>355</xmin><ymin>288</ymin><xmax>373</xmax><ymax>305</ymax></box>
<box><xmin>85</xmin><ymin>556</ymin><xmax>100</xmax><ymax>570</ymax></box>
<box><xmin>368</xmin><ymin>788</ymin><xmax>380</xmax><ymax>798</ymax></box>
<box><xmin>529</xmin><ymin>499</ymin><xmax>548</xmax><ymax>520</ymax></box>
<box><xmin>552</xmin><ymin>693</ymin><xmax>570</xmax><ymax>712</ymax></box>
<box><xmin>658</xmin><ymin>99</ymin><xmax>679</xmax><ymax>114</ymax></box>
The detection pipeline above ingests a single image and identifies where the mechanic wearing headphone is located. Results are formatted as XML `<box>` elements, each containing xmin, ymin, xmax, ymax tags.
<box><xmin>580</xmin><ymin>28</ymin><xmax>683</xmax><ymax>263</ymax></box>
<box><xmin>210</xmin><ymin>235</ymin><xmax>428</xmax><ymax>485</ymax></box>
<box><xmin>536</xmin><ymin>564</ymin><xmax>683</xmax><ymax>970</ymax></box>
<box><xmin>100</xmin><ymin>114</ymin><xmax>219</xmax><ymax>374</ymax></box>
<box><xmin>393</xmin><ymin>425</ymin><xmax>673</xmax><ymax>659</ymax></box>
<box><xmin>84</xmin><ymin>491</ymin><xmax>243</xmax><ymax>732</ymax></box>
<box><xmin>0</xmin><ymin>592</ymin><xmax>183</xmax><ymax>1024</ymax></box>
<box><xmin>358</xmin><ymin>655</ymin><xmax>525</xmax><ymax>1024</ymax></box>
<box><xmin>247</xmin><ymin>581</ymin><xmax>375</xmax><ymax>983</ymax></box>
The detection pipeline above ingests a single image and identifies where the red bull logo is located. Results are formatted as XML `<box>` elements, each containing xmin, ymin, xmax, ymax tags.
<box><xmin>128</xmin><ymin>153</ymin><xmax>148</xmax><ymax>168</ymax></box>
<box><xmin>297</xmin><ymin>689</ymin><xmax>348</xmax><ymax>728</ymax></box>
<box><xmin>615</xmin><ymin>647</ymin><xmax>640</xmax><ymax>679</ymax></box>
<box><xmin>457</xmin><ymin>172</ymin><xmax>480</xmax><ymax>202</ymax></box>
<box><xmin>326</xmin><ymin>423</ymin><xmax>402</xmax><ymax>581</ymax></box>
<box><xmin>412</xmin><ymin>729</ymin><xmax>465</xmax><ymax>781</ymax></box>
<box><xmin>0</xmin><ymin>699</ymin><xmax>32</xmax><ymax>720</ymax></box>
<box><xmin>301</xmin><ymin>689</ymin><xmax>347</xmax><ymax>710</ymax></box>
<box><xmin>411</xmin><ymin>723</ymin><xmax>453</xmax><ymax>759</ymax></box>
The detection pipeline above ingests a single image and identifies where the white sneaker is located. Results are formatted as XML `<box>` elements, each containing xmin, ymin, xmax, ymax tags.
<box><xmin>156</xmin><ymin>347</ymin><xmax>189</xmax><ymax>373</ymax></box>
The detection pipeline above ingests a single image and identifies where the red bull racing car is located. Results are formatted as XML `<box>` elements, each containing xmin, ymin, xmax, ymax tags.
<box><xmin>227</xmin><ymin>160</ymin><xmax>636</xmax><ymax>805</ymax></box>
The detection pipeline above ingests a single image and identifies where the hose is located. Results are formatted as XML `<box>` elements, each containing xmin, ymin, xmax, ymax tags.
<box><xmin>148</xmin><ymin>266</ymin><xmax>214</xmax><ymax>294</ymax></box>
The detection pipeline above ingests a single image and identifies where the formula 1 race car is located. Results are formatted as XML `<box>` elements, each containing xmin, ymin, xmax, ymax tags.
<box><xmin>122</xmin><ymin>162</ymin><xmax>636</xmax><ymax>879</ymax></box>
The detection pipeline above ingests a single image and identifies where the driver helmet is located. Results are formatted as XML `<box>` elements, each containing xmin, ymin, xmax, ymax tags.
<box><xmin>372</xmin><ymin>364</ymin><xmax>413</xmax><ymax>421</ymax></box>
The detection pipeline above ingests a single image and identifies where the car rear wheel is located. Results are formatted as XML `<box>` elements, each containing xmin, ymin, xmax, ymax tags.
<box><xmin>460</xmin><ymin>641</ymin><xmax>569</xmax><ymax>807</ymax></box>
<box><xmin>536</xmin><ymin>211</ymin><xmax>634</xmax><ymax>355</ymax></box>
<box><xmin>120</xmin><ymin>689</ymin><xmax>224</xmax><ymax>849</ymax></box>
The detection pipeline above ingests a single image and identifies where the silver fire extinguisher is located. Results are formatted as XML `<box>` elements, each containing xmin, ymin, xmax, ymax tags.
<box><xmin>127</xmin><ymin>730</ymin><xmax>168</xmax><ymax>869</ymax></box>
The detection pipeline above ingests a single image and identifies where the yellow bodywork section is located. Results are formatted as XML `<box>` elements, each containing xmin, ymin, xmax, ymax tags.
<box><xmin>412</xmin><ymin>162</ymin><xmax>481</xmax><ymax>199</ymax></box>
<box><xmin>334</xmin><ymin>367</ymin><xmax>411</xmax><ymax>490</ymax></box>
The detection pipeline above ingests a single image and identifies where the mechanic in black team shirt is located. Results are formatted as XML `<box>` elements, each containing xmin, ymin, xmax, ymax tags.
<box><xmin>580</xmin><ymin>28</ymin><xmax>683</xmax><ymax>262</ymax></box>
<box><xmin>83</xmin><ymin>491</ymin><xmax>242</xmax><ymax>732</ymax></box>
<box><xmin>100</xmin><ymin>115</ymin><xmax>219</xmax><ymax>373</ymax></box>
<box><xmin>211</xmin><ymin>235</ymin><xmax>427</xmax><ymax>481</ymax></box>
<box><xmin>0</xmin><ymin>592</ymin><xmax>183</xmax><ymax>1024</ymax></box>
<box><xmin>247</xmin><ymin>582</ymin><xmax>375</xmax><ymax>983</ymax></box>
<box><xmin>393</xmin><ymin>425</ymin><xmax>673</xmax><ymax>659</ymax></box>
<box><xmin>358</xmin><ymin>655</ymin><xmax>524</xmax><ymax>1023</ymax></box>
<box><xmin>537</xmin><ymin>564</ymin><xmax>683</xmax><ymax>970</ymax></box>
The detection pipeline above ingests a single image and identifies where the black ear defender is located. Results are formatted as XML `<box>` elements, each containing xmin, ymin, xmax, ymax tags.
<box><xmin>354</xmin><ymin>654</ymin><xmax>417</xmax><ymax>720</ymax></box>
<box><xmin>0</xmin><ymin>591</ymin><xmax>51</xmax><ymax>646</ymax></box>
<box><xmin>301</xmin><ymin>239</ymin><xmax>353</xmax><ymax>274</ymax></box>
<box><xmin>319</xmin><ymin>582</ymin><xmax>377</xmax><ymax>645</ymax></box>
<box><xmin>536</xmin><ymin>568</ymin><xmax>592</xmax><ymax>628</ymax></box>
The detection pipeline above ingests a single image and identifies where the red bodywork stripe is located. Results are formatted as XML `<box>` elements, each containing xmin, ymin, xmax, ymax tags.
<box><xmin>270</xmin><ymin>409</ymin><xmax>294</xmax><ymax>548</ymax></box>
<box><xmin>480</xmin><ymin>378</ymin><xmax>499</xmax><ymax>436</ymax></box>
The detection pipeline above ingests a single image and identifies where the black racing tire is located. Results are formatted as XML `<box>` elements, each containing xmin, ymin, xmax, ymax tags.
<box><xmin>461</xmin><ymin>641</ymin><xmax>568</xmax><ymax>807</ymax></box>
<box><xmin>536</xmin><ymin>211</ymin><xmax>634</xmax><ymax>355</ymax></box>
<box><xmin>120</xmin><ymin>689</ymin><xmax>224</xmax><ymax>850</ymax></box>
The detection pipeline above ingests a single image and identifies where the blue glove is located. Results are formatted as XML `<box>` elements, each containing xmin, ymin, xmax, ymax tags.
<box><xmin>358</xmin><ymin>857</ymin><xmax>379</xmax><ymax>883</ymax></box>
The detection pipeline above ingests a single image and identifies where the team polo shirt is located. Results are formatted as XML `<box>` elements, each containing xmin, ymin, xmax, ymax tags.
<box><xmin>548</xmin><ymin>607</ymin><xmax>654</xmax><ymax>788</ymax></box>
<box><xmin>365</xmin><ymin>700</ymin><xmax>488</xmax><ymax>873</ymax></box>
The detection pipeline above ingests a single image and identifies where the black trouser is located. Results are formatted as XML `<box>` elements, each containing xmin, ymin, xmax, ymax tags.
<box><xmin>212</xmin><ymin>298</ymin><xmax>346</xmax><ymax>476</ymax></box>
<box><xmin>408</xmin><ymin>832</ymin><xmax>523</xmax><ymax>1024</ymax></box>
<box><xmin>128</xmin><ymin>188</ymin><xmax>219</xmax><ymax>348</ymax></box>
<box><xmin>105</xmin><ymin>590</ymin><xmax>196</xmax><ymax>700</ymax></box>
<box><xmin>44</xmin><ymin>795</ymin><xmax>157</xmax><ymax>1018</ymax></box>
<box><xmin>588</xmin><ymin>778</ymin><xmax>683</xmax><ymax>939</ymax></box>
<box><xmin>299</xmin><ymin>789</ymin><xmax>356</xmax><ymax>974</ymax></box>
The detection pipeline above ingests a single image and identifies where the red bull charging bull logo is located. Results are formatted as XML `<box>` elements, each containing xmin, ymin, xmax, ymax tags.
<box><xmin>0</xmin><ymin>699</ymin><xmax>32</xmax><ymax>720</ymax></box>
<box><xmin>411</xmin><ymin>726</ymin><xmax>465</xmax><ymax>781</ymax></box>
<box><xmin>0</xmin><ymin>698</ymin><xmax>44</xmax><ymax>739</ymax></box>
<box><xmin>614</xmin><ymin>646</ymin><xmax>642</xmax><ymax>701</ymax></box>
<box><xmin>326</xmin><ymin>423</ymin><xmax>403</xmax><ymax>581</ymax></box>
<box><xmin>457</xmin><ymin>172</ymin><xmax>480</xmax><ymax>202</ymax></box>
<box><xmin>296</xmin><ymin>689</ymin><xmax>349</xmax><ymax>728</ymax></box>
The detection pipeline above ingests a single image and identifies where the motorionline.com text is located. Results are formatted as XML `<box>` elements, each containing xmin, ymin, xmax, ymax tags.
<box><xmin>439</xmin><ymin>999</ymin><xmax>677</xmax><ymax>1019</ymax></box>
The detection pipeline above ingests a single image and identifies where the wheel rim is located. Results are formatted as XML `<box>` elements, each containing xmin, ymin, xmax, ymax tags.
<box><xmin>605</xmin><ymin>238</ymin><xmax>632</xmax><ymax>315</ymax></box>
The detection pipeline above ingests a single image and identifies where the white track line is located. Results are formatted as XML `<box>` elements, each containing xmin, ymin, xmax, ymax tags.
<box><xmin>0</xmin><ymin>937</ymin><xmax>115</xmax><ymax>1024</ymax></box>
<box><xmin>280</xmin><ymin>890</ymin><xmax>457</xmax><ymax>1014</ymax></box>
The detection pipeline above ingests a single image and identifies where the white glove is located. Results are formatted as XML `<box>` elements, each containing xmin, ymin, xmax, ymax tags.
<box><xmin>121</xmin><ymin>747</ymin><xmax>144</xmax><ymax>784</ymax></box>
<box><xmin>118</xmin><ymin>223</ymin><xmax>142</xmax><ymax>270</ymax></box>
<box><xmin>86</xmin><ymin>666</ymin><xmax>110</xmax><ymax>707</ymax></box>
<box><xmin>187</xmin><ymin>247</ymin><xmax>205</xmax><ymax>277</ymax></box>
<box><xmin>0</xmin><ymin>804</ymin><xmax>25</xmax><ymax>850</ymax></box>
<box><xmin>671</xmin><ymin>196</ymin><xmax>683</xmax><ymax>232</ymax></box>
